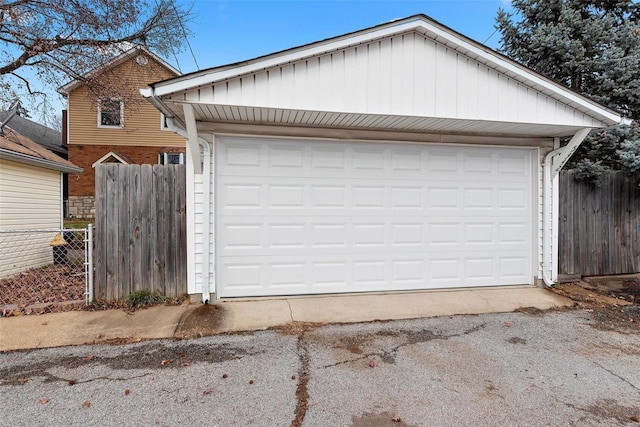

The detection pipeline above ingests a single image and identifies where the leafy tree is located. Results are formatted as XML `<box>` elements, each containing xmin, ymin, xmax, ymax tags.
<box><xmin>496</xmin><ymin>0</ymin><xmax>640</xmax><ymax>183</ymax></box>
<box><xmin>0</xmin><ymin>0</ymin><xmax>191</xmax><ymax>120</ymax></box>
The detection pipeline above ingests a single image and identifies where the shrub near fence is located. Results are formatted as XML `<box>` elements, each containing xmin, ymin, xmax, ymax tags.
<box><xmin>559</xmin><ymin>171</ymin><xmax>640</xmax><ymax>276</ymax></box>
<box><xmin>0</xmin><ymin>228</ymin><xmax>92</xmax><ymax>316</ymax></box>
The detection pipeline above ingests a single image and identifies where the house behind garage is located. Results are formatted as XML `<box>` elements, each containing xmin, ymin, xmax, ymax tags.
<box><xmin>142</xmin><ymin>14</ymin><xmax>626</xmax><ymax>301</ymax></box>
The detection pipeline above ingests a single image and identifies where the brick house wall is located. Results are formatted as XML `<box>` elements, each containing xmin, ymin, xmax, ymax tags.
<box><xmin>67</xmin><ymin>144</ymin><xmax>185</xmax><ymax>219</ymax></box>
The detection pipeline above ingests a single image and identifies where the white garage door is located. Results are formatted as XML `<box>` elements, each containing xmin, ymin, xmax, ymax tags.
<box><xmin>216</xmin><ymin>137</ymin><xmax>534</xmax><ymax>298</ymax></box>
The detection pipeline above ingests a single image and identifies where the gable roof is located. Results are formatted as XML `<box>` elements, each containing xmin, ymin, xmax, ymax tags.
<box><xmin>0</xmin><ymin>127</ymin><xmax>81</xmax><ymax>173</ymax></box>
<box><xmin>0</xmin><ymin>112</ymin><xmax>65</xmax><ymax>157</ymax></box>
<box><xmin>58</xmin><ymin>45</ymin><xmax>181</xmax><ymax>95</ymax></box>
<box><xmin>142</xmin><ymin>14</ymin><xmax>627</xmax><ymax>139</ymax></box>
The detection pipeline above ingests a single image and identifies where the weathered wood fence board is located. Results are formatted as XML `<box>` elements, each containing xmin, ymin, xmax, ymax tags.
<box><xmin>559</xmin><ymin>170</ymin><xmax>640</xmax><ymax>276</ymax></box>
<box><xmin>95</xmin><ymin>164</ymin><xmax>186</xmax><ymax>300</ymax></box>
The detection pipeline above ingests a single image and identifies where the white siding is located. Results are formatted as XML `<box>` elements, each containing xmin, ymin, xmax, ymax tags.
<box><xmin>179</xmin><ymin>32</ymin><xmax>604</xmax><ymax>129</ymax></box>
<box><xmin>0</xmin><ymin>159</ymin><xmax>62</xmax><ymax>277</ymax></box>
<box><xmin>0</xmin><ymin>159</ymin><xmax>61</xmax><ymax>229</ymax></box>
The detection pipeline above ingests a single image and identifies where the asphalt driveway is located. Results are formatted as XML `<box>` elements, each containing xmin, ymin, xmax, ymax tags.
<box><xmin>1</xmin><ymin>309</ymin><xmax>639</xmax><ymax>426</ymax></box>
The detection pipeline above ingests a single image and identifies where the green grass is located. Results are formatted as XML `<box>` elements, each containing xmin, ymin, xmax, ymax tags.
<box><xmin>64</xmin><ymin>219</ymin><xmax>92</xmax><ymax>229</ymax></box>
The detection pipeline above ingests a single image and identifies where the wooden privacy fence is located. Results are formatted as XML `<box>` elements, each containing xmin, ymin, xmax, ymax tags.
<box><xmin>94</xmin><ymin>164</ymin><xmax>186</xmax><ymax>300</ymax></box>
<box><xmin>559</xmin><ymin>170</ymin><xmax>640</xmax><ymax>276</ymax></box>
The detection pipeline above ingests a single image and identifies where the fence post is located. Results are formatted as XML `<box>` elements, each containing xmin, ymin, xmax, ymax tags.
<box><xmin>87</xmin><ymin>224</ymin><xmax>94</xmax><ymax>304</ymax></box>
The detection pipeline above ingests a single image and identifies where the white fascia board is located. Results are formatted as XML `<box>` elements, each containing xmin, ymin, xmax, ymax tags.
<box><xmin>150</xmin><ymin>17</ymin><xmax>623</xmax><ymax>126</ymax></box>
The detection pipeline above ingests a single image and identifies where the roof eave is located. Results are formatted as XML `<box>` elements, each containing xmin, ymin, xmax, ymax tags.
<box><xmin>0</xmin><ymin>148</ymin><xmax>82</xmax><ymax>173</ymax></box>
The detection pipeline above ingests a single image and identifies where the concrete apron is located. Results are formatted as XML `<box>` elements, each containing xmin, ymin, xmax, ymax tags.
<box><xmin>213</xmin><ymin>286</ymin><xmax>574</xmax><ymax>333</ymax></box>
<box><xmin>0</xmin><ymin>286</ymin><xmax>573</xmax><ymax>352</ymax></box>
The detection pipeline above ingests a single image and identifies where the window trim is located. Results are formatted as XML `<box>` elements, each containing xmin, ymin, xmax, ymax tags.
<box><xmin>158</xmin><ymin>152</ymin><xmax>185</xmax><ymax>165</ymax></box>
<box><xmin>97</xmin><ymin>98</ymin><xmax>124</xmax><ymax>129</ymax></box>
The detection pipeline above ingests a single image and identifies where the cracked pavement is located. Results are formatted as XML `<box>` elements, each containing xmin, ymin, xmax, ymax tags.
<box><xmin>1</xmin><ymin>310</ymin><xmax>639</xmax><ymax>426</ymax></box>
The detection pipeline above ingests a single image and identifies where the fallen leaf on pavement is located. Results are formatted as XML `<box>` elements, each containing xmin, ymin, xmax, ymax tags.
<box><xmin>630</xmin><ymin>415</ymin><xmax>639</xmax><ymax>423</ymax></box>
<box><xmin>249</xmin><ymin>379</ymin><xmax>254</xmax><ymax>384</ymax></box>
<box><xmin>39</xmin><ymin>398</ymin><xmax>49</xmax><ymax>404</ymax></box>
<box><xmin>85</xmin><ymin>354</ymin><xmax>94</xmax><ymax>361</ymax></box>
<box><xmin>68</xmin><ymin>380</ymin><xmax>76</xmax><ymax>386</ymax></box>
<box><xmin>368</xmin><ymin>359</ymin><xmax>376</xmax><ymax>368</ymax></box>
<box><xmin>161</xmin><ymin>359</ymin><xmax>174</xmax><ymax>366</ymax></box>
<box><xmin>392</xmin><ymin>414</ymin><xmax>402</xmax><ymax>422</ymax></box>
<box><xmin>203</xmin><ymin>387</ymin><xmax>212</xmax><ymax>395</ymax></box>
<box><xmin>82</xmin><ymin>401</ymin><xmax>91</xmax><ymax>408</ymax></box>
<box><xmin>503</xmin><ymin>322</ymin><xmax>511</xmax><ymax>328</ymax></box>
<box><xmin>124</xmin><ymin>389</ymin><xmax>130</xmax><ymax>395</ymax></box>
<box><xmin>182</xmin><ymin>362</ymin><xmax>190</xmax><ymax>367</ymax></box>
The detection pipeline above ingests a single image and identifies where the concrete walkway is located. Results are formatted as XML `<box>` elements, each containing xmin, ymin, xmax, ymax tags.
<box><xmin>0</xmin><ymin>287</ymin><xmax>573</xmax><ymax>352</ymax></box>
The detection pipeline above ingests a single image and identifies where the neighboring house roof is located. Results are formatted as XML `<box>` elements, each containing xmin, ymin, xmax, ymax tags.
<box><xmin>58</xmin><ymin>45</ymin><xmax>181</xmax><ymax>95</ymax></box>
<box><xmin>0</xmin><ymin>126</ymin><xmax>82</xmax><ymax>173</ymax></box>
<box><xmin>0</xmin><ymin>112</ymin><xmax>65</xmax><ymax>157</ymax></box>
<box><xmin>143</xmin><ymin>14</ymin><xmax>627</xmax><ymax>139</ymax></box>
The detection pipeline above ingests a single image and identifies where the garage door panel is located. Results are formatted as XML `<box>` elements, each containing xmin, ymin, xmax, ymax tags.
<box><xmin>218</xmin><ymin>217</ymin><xmax>532</xmax><ymax>256</ymax></box>
<box><xmin>216</xmin><ymin>137</ymin><xmax>534</xmax><ymax>297</ymax></box>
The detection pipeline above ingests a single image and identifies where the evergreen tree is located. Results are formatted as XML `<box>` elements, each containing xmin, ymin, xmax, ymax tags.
<box><xmin>496</xmin><ymin>0</ymin><xmax>640</xmax><ymax>183</ymax></box>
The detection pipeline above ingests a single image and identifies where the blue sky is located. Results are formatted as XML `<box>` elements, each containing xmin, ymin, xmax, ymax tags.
<box><xmin>25</xmin><ymin>1</ymin><xmax>514</xmax><ymax>122</ymax></box>
<box><xmin>171</xmin><ymin>0</ymin><xmax>514</xmax><ymax>74</ymax></box>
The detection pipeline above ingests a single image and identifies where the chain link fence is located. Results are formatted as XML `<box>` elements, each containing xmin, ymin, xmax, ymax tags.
<box><xmin>0</xmin><ymin>226</ymin><xmax>93</xmax><ymax>316</ymax></box>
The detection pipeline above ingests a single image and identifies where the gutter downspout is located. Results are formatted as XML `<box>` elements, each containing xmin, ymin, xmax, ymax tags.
<box><xmin>541</xmin><ymin>128</ymin><xmax>591</xmax><ymax>287</ymax></box>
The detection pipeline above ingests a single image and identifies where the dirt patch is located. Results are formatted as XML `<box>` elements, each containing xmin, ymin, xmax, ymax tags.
<box><xmin>174</xmin><ymin>304</ymin><xmax>223</xmax><ymax>339</ymax></box>
<box><xmin>566</xmin><ymin>399</ymin><xmax>640</xmax><ymax>425</ymax></box>
<box><xmin>551</xmin><ymin>278</ymin><xmax>640</xmax><ymax>332</ymax></box>
<box><xmin>351</xmin><ymin>411</ymin><xmax>418</xmax><ymax>427</ymax></box>
<box><xmin>582</xmin><ymin>275</ymin><xmax>640</xmax><ymax>304</ymax></box>
<box><xmin>277</xmin><ymin>321</ymin><xmax>325</xmax><ymax>336</ymax></box>
<box><xmin>551</xmin><ymin>283</ymin><xmax>631</xmax><ymax>308</ymax></box>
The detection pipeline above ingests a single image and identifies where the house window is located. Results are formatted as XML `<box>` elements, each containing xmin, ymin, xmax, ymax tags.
<box><xmin>98</xmin><ymin>98</ymin><xmax>123</xmax><ymax>128</ymax></box>
<box><xmin>159</xmin><ymin>152</ymin><xmax>184</xmax><ymax>165</ymax></box>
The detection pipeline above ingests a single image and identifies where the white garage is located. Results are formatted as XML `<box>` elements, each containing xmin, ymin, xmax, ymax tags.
<box><xmin>142</xmin><ymin>14</ymin><xmax>626</xmax><ymax>301</ymax></box>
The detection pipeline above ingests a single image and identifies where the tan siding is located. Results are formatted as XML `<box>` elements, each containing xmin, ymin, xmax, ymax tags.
<box><xmin>67</xmin><ymin>56</ymin><xmax>185</xmax><ymax>148</ymax></box>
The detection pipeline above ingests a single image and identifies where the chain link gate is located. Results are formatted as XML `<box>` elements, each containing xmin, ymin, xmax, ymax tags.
<box><xmin>0</xmin><ymin>226</ymin><xmax>93</xmax><ymax>316</ymax></box>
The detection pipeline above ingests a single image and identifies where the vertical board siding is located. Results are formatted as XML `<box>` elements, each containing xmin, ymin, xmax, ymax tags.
<box><xmin>559</xmin><ymin>171</ymin><xmax>640</xmax><ymax>276</ymax></box>
<box><xmin>188</xmin><ymin>32</ymin><xmax>603</xmax><ymax>128</ymax></box>
<box><xmin>94</xmin><ymin>164</ymin><xmax>186</xmax><ymax>300</ymax></box>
